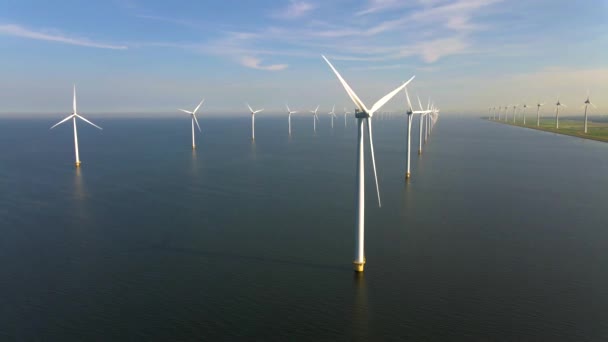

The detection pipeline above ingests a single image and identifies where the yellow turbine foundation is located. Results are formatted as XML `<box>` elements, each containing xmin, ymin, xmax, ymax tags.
<box><xmin>192</xmin><ymin>145</ymin><xmax>196</xmax><ymax>149</ymax></box>
<box><xmin>353</xmin><ymin>260</ymin><xmax>365</xmax><ymax>273</ymax></box>
<box><xmin>75</xmin><ymin>161</ymin><xmax>82</xmax><ymax>167</ymax></box>
<box><xmin>405</xmin><ymin>172</ymin><xmax>411</xmax><ymax>180</ymax></box>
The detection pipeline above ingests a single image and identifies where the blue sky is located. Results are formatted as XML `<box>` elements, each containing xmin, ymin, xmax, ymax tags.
<box><xmin>1</xmin><ymin>0</ymin><xmax>607</xmax><ymax>116</ymax></box>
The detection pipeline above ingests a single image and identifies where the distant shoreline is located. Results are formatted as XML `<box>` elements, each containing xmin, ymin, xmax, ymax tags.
<box><xmin>483</xmin><ymin>118</ymin><xmax>608</xmax><ymax>143</ymax></box>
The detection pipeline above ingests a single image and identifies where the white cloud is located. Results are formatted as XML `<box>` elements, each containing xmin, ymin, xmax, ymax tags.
<box><xmin>272</xmin><ymin>0</ymin><xmax>317</xmax><ymax>19</ymax></box>
<box><xmin>240</xmin><ymin>56</ymin><xmax>288</xmax><ymax>71</ymax></box>
<box><xmin>0</xmin><ymin>24</ymin><xmax>127</xmax><ymax>50</ymax></box>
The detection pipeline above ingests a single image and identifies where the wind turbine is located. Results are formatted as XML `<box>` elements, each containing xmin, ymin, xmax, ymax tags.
<box><xmin>322</xmin><ymin>55</ymin><xmax>414</xmax><ymax>273</ymax></box>
<box><xmin>512</xmin><ymin>105</ymin><xmax>518</xmax><ymax>123</ymax></box>
<box><xmin>497</xmin><ymin>106</ymin><xmax>502</xmax><ymax>121</ymax></box>
<box><xmin>417</xmin><ymin>96</ymin><xmax>426</xmax><ymax>155</ymax></box>
<box><xmin>328</xmin><ymin>105</ymin><xmax>337</xmax><ymax>129</ymax></box>
<box><xmin>50</xmin><ymin>85</ymin><xmax>102</xmax><ymax>167</ymax></box>
<box><xmin>310</xmin><ymin>105</ymin><xmax>320</xmax><ymax>132</ymax></box>
<box><xmin>405</xmin><ymin>89</ymin><xmax>429</xmax><ymax>180</ymax></box>
<box><xmin>521</xmin><ymin>104</ymin><xmax>528</xmax><ymax>125</ymax></box>
<box><xmin>286</xmin><ymin>104</ymin><xmax>297</xmax><ymax>136</ymax></box>
<box><xmin>247</xmin><ymin>103</ymin><xmax>264</xmax><ymax>141</ymax></box>
<box><xmin>504</xmin><ymin>105</ymin><xmax>509</xmax><ymax>121</ymax></box>
<box><xmin>536</xmin><ymin>101</ymin><xmax>544</xmax><ymax>127</ymax></box>
<box><xmin>178</xmin><ymin>98</ymin><xmax>204</xmax><ymax>149</ymax></box>
<box><xmin>582</xmin><ymin>91</ymin><xmax>597</xmax><ymax>134</ymax></box>
<box><xmin>555</xmin><ymin>96</ymin><xmax>567</xmax><ymax>129</ymax></box>
<box><xmin>344</xmin><ymin>107</ymin><xmax>351</xmax><ymax>127</ymax></box>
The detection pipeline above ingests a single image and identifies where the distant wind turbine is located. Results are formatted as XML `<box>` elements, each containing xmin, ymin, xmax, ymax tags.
<box><xmin>50</xmin><ymin>85</ymin><xmax>102</xmax><ymax>167</ymax></box>
<box><xmin>247</xmin><ymin>103</ymin><xmax>264</xmax><ymax>141</ymax></box>
<box><xmin>286</xmin><ymin>104</ymin><xmax>297</xmax><ymax>136</ymax></box>
<box><xmin>417</xmin><ymin>95</ymin><xmax>426</xmax><ymax>155</ymax></box>
<box><xmin>536</xmin><ymin>101</ymin><xmax>544</xmax><ymax>127</ymax></box>
<box><xmin>322</xmin><ymin>55</ymin><xmax>414</xmax><ymax>273</ymax></box>
<box><xmin>344</xmin><ymin>107</ymin><xmax>351</xmax><ymax>127</ymax></box>
<box><xmin>310</xmin><ymin>105</ymin><xmax>320</xmax><ymax>132</ymax></box>
<box><xmin>521</xmin><ymin>104</ymin><xmax>528</xmax><ymax>125</ymax></box>
<box><xmin>583</xmin><ymin>91</ymin><xmax>597</xmax><ymax>134</ymax></box>
<box><xmin>178</xmin><ymin>98</ymin><xmax>204</xmax><ymax>149</ymax></box>
<box><xmin>512</xmin><ymin>105</ymin><xmax>518</xmax><ymax>123</ymax></box>
<box><xmin>405</xmin><ymin>88</ymin><xmax>429</xmax><ymax>180</ymax></box>
<box><xmin>328</xmin><ymin>105</ymin><xmax>337</xmax><ymax>129</ymax></box>
<box><xmin>555</xmin><ymin>97</ymin><xmax>566</xmax><ymax>129</ymax></box>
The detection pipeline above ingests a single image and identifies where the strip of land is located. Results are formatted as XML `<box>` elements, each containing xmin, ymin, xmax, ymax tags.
<box><xmin>485</xmin><ymin>117</ymin><xmax>608</xmax><ymax>143</ymax></box>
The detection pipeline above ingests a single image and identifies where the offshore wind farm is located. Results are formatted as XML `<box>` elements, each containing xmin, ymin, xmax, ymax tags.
<box><xmin>1</xmin><ymin>0</ymin><xmax>608</xmax><ymax>341</ymax></box>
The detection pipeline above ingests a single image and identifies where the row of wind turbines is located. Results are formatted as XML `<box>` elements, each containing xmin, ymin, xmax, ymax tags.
<box><xmin>488</xmin><ymin>92</ymin><xmax>599</xmax><ymax>133</ymax></box>
<box><xmin>50</xmin><ymin>56</ymin><xmax>441</xmax><ymax>273</ymax></box>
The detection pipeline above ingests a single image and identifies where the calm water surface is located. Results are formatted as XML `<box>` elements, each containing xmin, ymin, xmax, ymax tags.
<box><xmin>1</xmin><ymin>115</ymin><xmax>608</xmax><ymax>341</ymax></box>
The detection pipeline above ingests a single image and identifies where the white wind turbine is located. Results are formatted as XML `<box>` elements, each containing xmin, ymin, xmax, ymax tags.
<box><xmin>247</xmin><ymin>103</ymin><xmax>264</xmax><ymax>141</ymax></box>
<box><xmin>405</xmin><ymin>88</ymin><xmax>429</xmax><ymax>180</ymax></box>
<box><xmin>497</xmin><ymin>106</ymin><xmax>502</xmax><ymax>121</ymax></box>
<box><xmin>328</xmin><ymin>105</ymin><xmax>337</xmax><ymax>128</ymax></box>
<box><xmin>512</xmin><ymin>105</ymin><xmax>518</xmax><ymax>123</ymax></box>
<box><xmin>417</xmin><ymin>96</ymin><xmax>427</xmax><ymax>155</ymax></box>
<box><xmin>536</xmin><ymin>101</ymin><xmax>544</xmax><ymax>127</ymax></box>
<box><xmin>344</xmin><ymin>107</ymin><xmax>351</xmax><ymax>127</ymax></box>
<box><xmin>521</xmin><ymin>104</ymin><xmax>528</xmax><ymax>125</ymax></box>
<box><xmin>322</xmin><ymin>55</ymin><xmax>414</xmax><ymax>273</ymax></box>
<box><xmin>582</xmin><ymin>91</ymin><xmax>597</xmax><ymax>134</ymax></box>
<box><xmin>286</xmin><ymin>104</ymin><xmax>297</xmax><ymax>136</ymax></box>
<box><xmin>310</xmin><ymin>105</ymin><xmax>320</xmax><ymax>132</ymax></box>
<box><xmin>50</xmin><ymin>85</ymin><xmax>102</xmax><ymax>167</ymax></box>
<box><xmin>178</xmin><ymin>98</ymin><xmax>204</xmax><ymax>149</ymax></box>
<box><xmin>554</xmin><ymin>96</ymin><xmax>567</xmax><ymax>129</ymax></box>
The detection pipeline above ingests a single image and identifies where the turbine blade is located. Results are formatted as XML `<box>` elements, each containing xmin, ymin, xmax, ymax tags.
<box><xmin>247</xmin><ymin>103</ymin><xmax>254</xmax><ymax>113</ymax></box>
<box><xmin>367</xmin><ymin>118</ymin><xmax>381</xmax><ymax>208</ymax></box>
<box><xmin>179</xmin><ymin>109</ymin><xmax>193</xmax><ymax>114</ymax></box>
<box><xmin>73</xmin><ymin>85</ymin><xmax>77</xmax><ymax>114</ymax></box>
<box><xmin>76</xmin><ymin>114</ymin><xmax>103</xmax><ymax>130</ymax></box>
<box><xmin>315</xmin><ymin>105</ymin><xmax>319</xmax><ymax>113</ymax></box>
<box><xmin>286</xmin><ymin>104</ymin><xmax>291</xmax><ymax>112</ymax></box>
<box><xmin>417</xmin><ymin>95</ymin><xmax>424</xmax><ymax>111</ymax></box>
<box><xmin>254</xmin><ymin>109</ymin><xmax>264</xmax><ymax>114</ymax></box>
<box><xmin>50</xmin><ymin>115</ymin><xmax>74</xmax><ymax>129</ymax></box>
<box><xmin>591</xmin><ymin>102</ymin><xmax>597</xmax><ymax>109</ymax></box>
<box><xmin>369</xmin><ymin>76</ymin><xmax>414</xmax><ymax>115</ymax></box>
<box><xmin>193</xmin><ymin>114</ymin><xmax>202</xmax><ymax>132</ymax></box>
<box><xmin>193</xmin><ymin>99</ymin><xmax>205</xmax><ymax>115</ymax></box>
<box><xmin>405</xmin><ymin>87</ymin><xmax>413</xmax><ymax>112</ymax></box>
<box><xmin>322</xmin><ymin>55</ymin><xmax>369</xmax><ymax>113</ymax></box>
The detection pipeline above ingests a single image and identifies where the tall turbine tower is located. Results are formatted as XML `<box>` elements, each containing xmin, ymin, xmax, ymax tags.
<box><xmin>555</xmin><ymin>97</ymin><xmax>567</xmax><ymax>129</ymax></box>
<box><xmin>247</xmin><ymin>103</ymin><xmax>264</xmax><ymax>141</ymax></box>
<box><xmin>310</xmin><ymin>105</ymin><xmax>320</xmax><ymax>133</ymax></box>
<box><xmin>512</xmin><ymin>105</ymin><xmax>518</xmax><ymax>123</ymax></box>
<box><xmin>178</xmin><ymin>98</ymin><xmax>204</xmax><ymax>149</ymax></box>
<box><xmin>583</xmin><ymin>91</ymin><xmax>597</xmax><ymax>134</ymax></box>
<box><xmin>536</xmin><ymin>101</ymin><xmax>544</xmax><ymax>127</ymax></box>
<box><xmin>497</xmin><ymin>106</ymin><xmax>502</xmax><ymax>121</ymax></box>
<box><xmin>322</xmin><ymin>55</ymin><xmax>414</xmax><ymax>272</ymax></box>
<box><xmin>286</xmin><ymin>104</ymin><xmax>297</xmax><ymax>136</ymax></box>
<box><xmin>522</xmin><ymin>104</ymin><xmax>528</xmax><ymax>125</ymax></box>
<box><xmin>50</xmin><ymin>85</ymin><xmax>103</xmax><ymax>167</ymax></box>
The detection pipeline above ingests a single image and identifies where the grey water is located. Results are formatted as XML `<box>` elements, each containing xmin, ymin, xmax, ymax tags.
<box><xmin>1</xmin><ymin>115</ymin><xmax>608</xmax><ymax>341</ymax></box>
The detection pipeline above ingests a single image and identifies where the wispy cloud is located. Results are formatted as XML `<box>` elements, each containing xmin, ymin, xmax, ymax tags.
<box><xmin>0</xmin><ymin>24</ymin><xmax>127</xmax><ymax>50</ymax></box>
<box><xmin>272</xmin><ymin>0</ymin><xmax>317</xmax><ymax>19</ymax></box>
<box><xmin>240</xmin><ymin>56</ymin><xmax>288</xmax><ymax>71</ymax></box>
